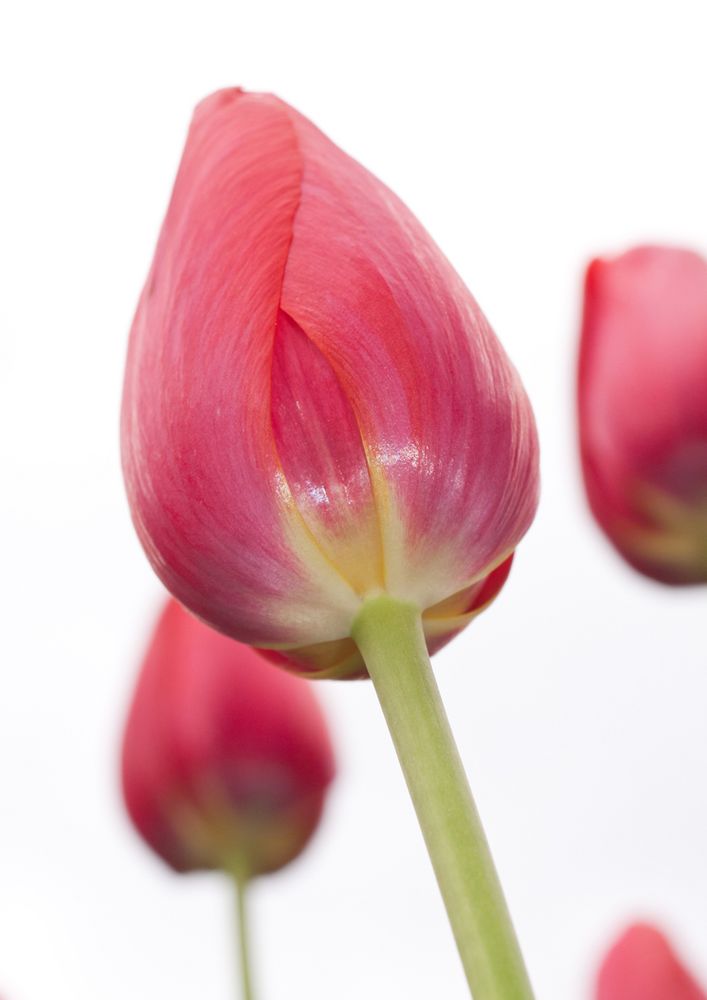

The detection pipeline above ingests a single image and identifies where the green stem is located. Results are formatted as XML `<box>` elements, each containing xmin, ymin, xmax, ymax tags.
<box><xmin>352</xmin><ymin>595</ymin><xmax>534</xmax><ymax>1000</ymax></box>
<box><xmin>234</xmin><ymin>875</ymin><xmax>254</xmax><ymax>1000</ymax></box>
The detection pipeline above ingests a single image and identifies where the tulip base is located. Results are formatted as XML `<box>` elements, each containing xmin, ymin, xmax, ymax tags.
<box><xmin>352</xmin><ymin>595</ymin><xmax>534</xmax><ymax>1000</ymax></box>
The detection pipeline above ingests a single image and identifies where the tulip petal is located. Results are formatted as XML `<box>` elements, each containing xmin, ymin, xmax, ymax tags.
<box><xmin>280</xmin><ymin>105</ymin><xmax>538</xmax><ymax>609</ymax></box>
<box><xmin>122</xmin><ymin>90</ymin><xmax>361</xmax><ymax>645</ymax></box>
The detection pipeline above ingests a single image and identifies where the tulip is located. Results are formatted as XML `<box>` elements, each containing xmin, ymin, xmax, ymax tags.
<box><xmin>121</xmin><ymin>87</ymin><xmax>539</xmax><ymax>678</ymax></box>
<box><xmin>122</xmin><ymin>598</ymin><xmax>335</xmax><ymax>876</ymax></box>
<box><xmin>578</xmin><ymin>245</ymin><xmax>707</xmax><ymax>585</ymax></box>
<box><xmin>597</xmin><ymin>924</ymin><xmax>706</xmax><ymax>1000</ymax></box>
<box><xmin>122</xmin><ymin>88</ymin><xmax>539</xmax><ymax>999</ymax></box>
<box><xmin>122</xmin><ymin>598</ymin><xmax>335</xmax><ymax>998</ymax></box>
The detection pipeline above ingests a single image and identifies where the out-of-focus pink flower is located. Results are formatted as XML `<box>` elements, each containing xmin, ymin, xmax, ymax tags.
<box><xmin>597</xmin><ymin>924</ymin><xmax>706</xmax><ymax>1000</ymax></box>
<box><xmin>122</xmin><ymin>599</ymin><xmax>335</xmax><ymax>877</ymax></box>
<box><xmin>121</xmin><ymin>88</ymin><xmax>539</xmax><ymax>678</ymax></box>
<box><xmin>578</xmin><ymin>245</ymin><xmax>707</xmax><ymax>584</ymax></box>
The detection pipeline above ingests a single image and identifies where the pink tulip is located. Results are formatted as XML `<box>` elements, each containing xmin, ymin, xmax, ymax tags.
<box><xmin>597</xmin><ymin>924</ymin><xmax>706</xmax><ymax>1000</ymax></box>
<box><xmin>122</xmin><ymin>598</ymin><xmax>335</xmax><ymax>876</ymax></box>
<box><xmin>578</xmin><ymin>245</ymin><xmax>707</xmax><ymax>584</ymax></box>
<box><xmin>121</xmin><ymin>88</ymin><xmax>539</xmax><ymax>677</ymax></box>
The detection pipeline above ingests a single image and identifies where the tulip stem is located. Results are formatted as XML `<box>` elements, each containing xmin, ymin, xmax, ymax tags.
<box><xmin>234</xmin><ymin>875</ymin><xmax>255</xmax><ymax>1000</ymax></box>
<box><xmin>352</xmin><ymin>595</ymin><xmax>534</xmax><ymax>1000</ymax></box>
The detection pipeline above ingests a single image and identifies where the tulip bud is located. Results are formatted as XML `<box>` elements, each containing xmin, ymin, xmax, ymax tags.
<box><xmin>597</xmin><ymin>924</ymin><xmax>706</xmax><ymax>1000</ymax></box>
<box><xmin>121</xmin><ymin>598</ymin><xmax>335</xmax><ymax>877</ymax></box>
<box><xmin>578</xmin><ymin>245</ymin><xmax>707</xmax><ymax>584</ymax></box>
<box><xmin>121</xmin><ymin>88</ymin><xmax>538</xmax><ymax>676</ymax></box>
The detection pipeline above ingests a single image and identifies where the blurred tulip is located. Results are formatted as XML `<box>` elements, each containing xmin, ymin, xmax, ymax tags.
<box><xmin>122</xmin><ymin>598</ymin><xmax>335</xmax><ymax>878</ymax></box>
<box><xmin>597</xmin><ymin>923</ymin><xmax>706</xmax><ymax>1000</ymax></box>
<box><xmin>579</xmin><ymin>245</ymin><xmax>707</xmax><ymax>584</ymax></box>
<box><xmin>121</xmin><ymin>87</ymin><xmax>539</xmax><ymax>678</ymax></box>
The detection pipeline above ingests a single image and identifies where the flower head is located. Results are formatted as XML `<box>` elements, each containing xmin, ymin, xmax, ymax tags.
<box><xmin>122</xmin><ymin>598</ymin><xmax>335</xmax><ymax>877</ymax></box>
<box><xmin>579</xmin><ymin>245</ymin><xmax>707</xmax><ymax>584</ymax></box>
<box><xmin>597</xmin><ymin>924</ymin><xmax>706</xmax><ymax>1000</ymax></box>
<box><xmin>122</xmin><ymin>89</ymin><xmax>539</xmax><ymax>676</ymax></box>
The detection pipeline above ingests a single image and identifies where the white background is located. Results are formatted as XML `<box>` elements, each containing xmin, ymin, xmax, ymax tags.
<box><xmin>1</xmin><ymin>1</ymin><xmax>706</xmax><ymax>997</ymax></box>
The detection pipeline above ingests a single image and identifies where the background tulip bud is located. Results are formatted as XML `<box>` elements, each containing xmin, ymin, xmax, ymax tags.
<box><xmin>121</xmin><ymin>88</ymin><xmax>539</xmax><ymax>677</ymax></box>
<box><xmin>578</xmin><ymin>245</ymin><xmax>707</xmax><ymax>584</ymax></box>
<box><xmin>597</xmin><ymin>924</ymin><xmax>706</xmax><ymax>1000</ymax></box>
<box><xmin>122</xmin><ymin>599</ymin><xmax>335</xmax><ymax>877</ymax></box>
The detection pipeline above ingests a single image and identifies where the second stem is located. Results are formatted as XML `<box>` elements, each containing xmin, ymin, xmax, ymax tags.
<box><xmin>234</xmin><ymin>874</ymin><xmax>254</xmax><ymax>1000</ymax></box>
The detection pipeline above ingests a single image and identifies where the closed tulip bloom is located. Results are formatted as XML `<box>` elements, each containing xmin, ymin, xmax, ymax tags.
<box><xmin>122</xmin><ymin>598</ymin><xmax>335</xmax><ymax>877</ymax></box>
<box><xmin>121</xmin><ymin>88</ymin><xmax>539</xmax><ymax>678</ymax></box>
<box><xmin>579</xmin><ymin>245</ymin><xmax>707</xmax><ymax>584</ymax></box>
<box><xmin>597</xmin><ymin>924</ymin><xmax>706</xmax><ymax>1000</ymax></box>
